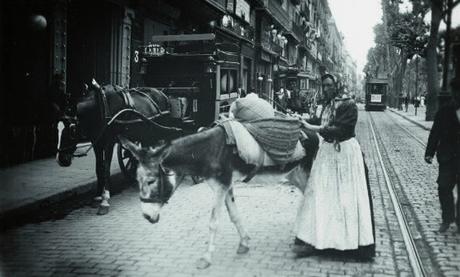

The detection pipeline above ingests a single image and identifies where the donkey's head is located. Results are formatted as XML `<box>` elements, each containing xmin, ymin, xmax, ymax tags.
<box><xmin>120</xmin><ymin>137</ymin><xmax>176</xmax><ymax>224</ymax></box>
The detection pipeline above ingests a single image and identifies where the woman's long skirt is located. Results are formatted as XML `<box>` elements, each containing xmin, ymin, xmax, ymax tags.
<box><xmin>294</xmin><ymin>138</ymin><xmax>375</xmax><ymax>251</ymax></box>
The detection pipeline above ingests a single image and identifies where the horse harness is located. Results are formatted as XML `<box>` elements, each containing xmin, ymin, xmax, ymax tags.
<box><xmin>95</xmin><ymin>85</ymin><xmax>167</xmax><ymax>122</ymax></box>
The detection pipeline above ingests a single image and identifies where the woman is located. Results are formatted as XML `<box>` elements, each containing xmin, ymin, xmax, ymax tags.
<box><xmin>293</xmin><ymin>74</ymin><xmax>375</xmax><ymax>259</ymax></box>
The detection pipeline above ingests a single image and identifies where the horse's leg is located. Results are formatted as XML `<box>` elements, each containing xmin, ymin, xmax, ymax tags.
<box><xmin>225</xmin><ymin>188</ymin><xmax>250</xmax><ymax>254</ymax></box>
<box><xmin>196</xmin><ymin>180</ymin><xmax>228</xmax><ymax>269</ymax></box>
<box><xmin>93</xmin><ymin>146</ymin><xmax>104</xmax><ymax>208</ymax></box>
<box><xmin>97</xmin><ymin>142</ymin><xmax>115</xmax><ymax>215</ymax></box>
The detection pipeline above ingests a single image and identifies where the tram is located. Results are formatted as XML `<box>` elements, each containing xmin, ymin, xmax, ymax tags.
<box><xmin>365</xmin><ymin>78</ymin><xmax>388</xmax><ymax>111</ymax></box>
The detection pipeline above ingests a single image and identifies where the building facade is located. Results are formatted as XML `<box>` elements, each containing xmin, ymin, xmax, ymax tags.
<box><xmin>0</xmin><ymin>0</ymin><xmax>356</xmax><ymax>166</ymax></box>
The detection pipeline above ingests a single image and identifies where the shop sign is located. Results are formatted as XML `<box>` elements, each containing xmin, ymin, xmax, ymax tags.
<box><xmin>143</xmin><ymin>44</ymin><xmax>166</xmax><ymax>57</ymax></box>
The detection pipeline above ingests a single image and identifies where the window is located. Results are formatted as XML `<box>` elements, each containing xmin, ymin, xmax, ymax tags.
<box><xmin>300</xmin><ymin>79</ymin><xmax>307</xmax><ymax>90</ymax></box>
<box><xmin>221</xmin><ymin>69</ymin><xmax>237</xmax><ymax>94</ymax></box>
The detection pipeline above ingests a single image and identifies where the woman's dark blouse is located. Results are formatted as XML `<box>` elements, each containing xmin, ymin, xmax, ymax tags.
<box><xmin>309</xmin><ymin>97</ymin><xmax>358</xmax><ymax>142</ymax></box>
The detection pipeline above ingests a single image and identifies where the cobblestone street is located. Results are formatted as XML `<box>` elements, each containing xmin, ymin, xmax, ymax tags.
<box><xmin>1</xmin><ymin>108</ymin><xmax>459</xmax><ymax>277</ymax></box>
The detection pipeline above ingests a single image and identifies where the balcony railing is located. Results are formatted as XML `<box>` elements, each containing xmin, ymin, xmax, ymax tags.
<box><xmin>219</xmin><ymin>15</ymin><xmax>255</xmax><ymax>43</ymax></box>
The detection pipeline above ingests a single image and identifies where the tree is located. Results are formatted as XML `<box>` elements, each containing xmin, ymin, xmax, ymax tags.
<box><xmin>364</xmin><ymin>24</ymin><xmax>389</xmax><ymax>79</ymax></box>
<box><xmin>415</xmin><ymin>0</ymin><xmax>460</xmax><ymax>120</ymax></box>
<box><xmin>383</xmin><ymin>0</ymin><xmax>429</xmax><ymax>108</ymax></box>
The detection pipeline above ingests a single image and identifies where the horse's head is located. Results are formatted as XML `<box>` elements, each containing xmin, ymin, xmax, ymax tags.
<box><xmin>119</xmin><ymin>137</ymin><xmax>176</xmax><ymax>224</ymax></box>
<box><xmin>56</xmin><ymin>116</ymin><xmax>79</xmax><ymax>167</ymax></box>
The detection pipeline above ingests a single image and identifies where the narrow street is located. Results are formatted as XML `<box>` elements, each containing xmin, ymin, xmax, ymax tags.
<box><xmin>2</xmin><ymin>107</ymin><xmax>458</xmax><ymax>277</ymax></box>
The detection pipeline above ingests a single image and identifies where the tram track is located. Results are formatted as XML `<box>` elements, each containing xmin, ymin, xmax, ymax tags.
<box><xmin>385</xmin><ymin>111</ymin><xmax>428</xmax><ymax>148</ymax></box>
<box><xmin>367</xmin><ymin>112</ymin><xmax>428</xmax><ymax>277</ymax></box>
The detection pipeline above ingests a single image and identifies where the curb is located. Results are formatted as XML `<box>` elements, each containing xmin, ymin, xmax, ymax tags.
<box><xmin>388</xmin><ymin>108</ymin><xmax>431</xmax><ymax>131</ymax></box>
<box><xmin>0</xmin><ymin>172</ymin><xmax>127</xmax><ymax>230</ymax></box>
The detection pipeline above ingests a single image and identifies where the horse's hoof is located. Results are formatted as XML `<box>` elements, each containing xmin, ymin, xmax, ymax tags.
<box><xmin>97</xmin><ymin>206</ymin><xmax>109</xmax><ymax>215</ymax></box>
<box><xmin>196</xmin><ymin>257</ymin><xmax>211</xmax><ymax>269</ymax></box>
<box><xmin>237</xmin><ymin>243</ymin><xmax>250</xmax><ymax>254</ymax></box>
<box><xmin>91</xmin><ymin>197</ymin><xmax>102</xmax><ymax>208</ymax></box>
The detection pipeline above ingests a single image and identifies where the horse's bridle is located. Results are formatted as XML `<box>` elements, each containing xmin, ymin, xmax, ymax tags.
<box><xmin>57</xmin><ymin>117</ymin><xmax>81</xmax><ymax>154</ymax></box>
<box><xmin>139</xmin><ymin>164</ymin><xmax>173</xmax><ymax>204</ymax></box>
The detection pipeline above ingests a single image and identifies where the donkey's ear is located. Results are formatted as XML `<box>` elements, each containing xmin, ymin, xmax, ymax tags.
<box><xmin>118</xmin><ymin>136</ymin><xmax>142</xmax><ymax>161</ymax></box>
<box><xmin>148</xmin><ymin>141</ymin><xmax>171</xmax><ymax>160</ymax></box>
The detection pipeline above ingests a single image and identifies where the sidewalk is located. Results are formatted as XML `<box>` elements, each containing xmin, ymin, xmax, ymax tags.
<box><xmin>388</xmin><ymin>104</ymin><xmax>433</xmax><ymax>130</ymax></box>
<box><xmin>0</xmin><ymin>146</ymin><xmax>123</xmax><ymax>228</ymax></box>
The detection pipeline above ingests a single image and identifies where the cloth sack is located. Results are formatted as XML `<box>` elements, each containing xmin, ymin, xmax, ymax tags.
<box><xmin>229</xmin><ymin>94</ymin><xmax>274</xmax><ymax>122</ymax></box>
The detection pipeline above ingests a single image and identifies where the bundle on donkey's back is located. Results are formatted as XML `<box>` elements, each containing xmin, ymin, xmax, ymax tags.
<box><xmin>120</xmin><ymin>93</ymin><xmax>319</xmax><ymax>269</ymax></box>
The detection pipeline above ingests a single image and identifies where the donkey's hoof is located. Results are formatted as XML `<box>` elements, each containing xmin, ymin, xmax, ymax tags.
<box><xmin>97</xmin><ymin>206</ymin><xmax>109</xmax><ymax>215</ymax></box>
<box><xmin>237</xmin><ymin>243</ymin><xmax>250</xmax><ymax>254</ymax></box>
<box><xmin>196</xmin><ymin>257</ymin><xmax>211</xmax><ymax>269</ymax></box>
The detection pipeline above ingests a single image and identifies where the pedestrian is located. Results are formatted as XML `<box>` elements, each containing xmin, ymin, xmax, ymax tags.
<box><xmin>424</xmin><ymin>77</ymin><xmax>460</xmax><ymax>233</ymax></box>
<box><xmin>399</xmin><ymin>94</ymin><xmax>404</xmax><ymax>110</ymax></box>
<box><xmin>275</xmin><ymin>87</ymin><xmax>289</xmax><ymax>112</ymax></box>
<box><xmin>404</xmin><ymin>95</ymin><xmax>409</xmax><ymax>112</ymax></box>
<box><xmin>238</xmin><ymin>88</ymin><xmax>247</xmax><ymax>98</ymax></box>
<box><xmin>414</xmin><ymin>96</ymin><xmax>420</xmax><ymax>116</ymax></box>
<box><xmin>292</xmin><ymin>73</ymin><xmax>376</xmax><ymax>259</ymax></box>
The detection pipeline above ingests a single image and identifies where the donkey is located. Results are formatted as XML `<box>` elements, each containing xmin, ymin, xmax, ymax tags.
<box><xmin>120</xmin><ymin>124</ymin><xmax>319</xmax><ymax>269</ymax></box>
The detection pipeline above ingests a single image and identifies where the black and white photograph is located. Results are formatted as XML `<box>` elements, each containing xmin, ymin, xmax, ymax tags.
<box><xmin>0</xmin><ymin>0</ymin><xmax>459</xmax><ymax>276</ymax></box>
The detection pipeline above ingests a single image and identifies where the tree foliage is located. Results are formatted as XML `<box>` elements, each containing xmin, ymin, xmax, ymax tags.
<box><xmin>386</xmin><ymin>1</ymin><xmax>429</xmax><ymax>59</ymax></box>
<box><xmin>364</xmin><ymin>24</ymin><xmax>388</xmax><ymax>78</ymax></box>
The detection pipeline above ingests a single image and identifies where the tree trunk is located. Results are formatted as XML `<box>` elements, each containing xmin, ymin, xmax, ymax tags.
<box><xmin>382</xmin><ymin>0</ymin><xmax>396</xmax><ymax>107</ymax></box>
<box><xmin>394</xmin><ymin>50</ymin><xmax>407</xmax><ymax>108</ymax></box>
<box><xmin>425</xmin><ymin>2</ymin><xmax>442</xmax><ymax>121</ymax></box>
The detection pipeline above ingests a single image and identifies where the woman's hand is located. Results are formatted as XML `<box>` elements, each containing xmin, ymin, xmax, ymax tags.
<box><xmin>299</xmin><ymin>118</ymin><xmax>323</xmax><ymax>132</ymax></box>
<box><xmin>301</xmin><ymin>119</ymin><xmax>312</xmax><ymax>129</ymax></box>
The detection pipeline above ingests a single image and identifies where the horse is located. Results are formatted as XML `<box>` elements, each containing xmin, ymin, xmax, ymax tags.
<box><xmin>119</xmin><ymin>123</ymin><xmax>319</xmax><ymax>269</ymax></box>
<box><xmin>56</xmin><ymin>79</ymin><xmax>182</xmax><ymax>215</ymax></box>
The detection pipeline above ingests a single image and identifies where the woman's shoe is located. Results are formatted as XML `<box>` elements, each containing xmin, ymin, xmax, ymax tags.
<box><xmin>294</xmin><ymin>237</ymin><xmax>305</xmax><ymax>245</ymax></box>
<box><xmin>291</xmin><ymin>243</ymin><xmax>315</xmax><ymax>257</ymax></box>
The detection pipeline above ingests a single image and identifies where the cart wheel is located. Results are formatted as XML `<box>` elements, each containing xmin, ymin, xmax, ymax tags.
<box><xmin>117</xmin><ymin>142</ymin><xmax>138</xmax><ymax>182</ymax></box>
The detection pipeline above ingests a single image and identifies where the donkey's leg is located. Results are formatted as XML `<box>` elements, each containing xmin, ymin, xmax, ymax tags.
<box><xmin>97</xmin><ymin>142</ymin><xmax>115</xmax><ymax>215</ymax></box>
<box><xmin>196</xmin><ymin>180</ymin><xmax>228</xmax><ymax>269</ymax></box>
<box><xmin>225</xmin><ymin>188</ymin><xmax>250</xmax><ymax>254</ymax></box>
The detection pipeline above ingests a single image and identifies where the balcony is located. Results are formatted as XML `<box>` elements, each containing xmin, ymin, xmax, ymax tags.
<box><xmin>203</xmin><ymin>0</ymin><xmax>226</xmax><ymax>12</ymax></box>
<box><xmin>261</xmin><ymin>31</ymin><xmax>284</xmax><ymax>55</ymax></box>
<box><xmin>259</xmin><ymin>0</ymin><xmax>290</xmax><ymax>31</ymax></box>
<box><xmin>219</xmin><ymin>16</ymin><xmax>255</xmax><ymax>43</ymax></box>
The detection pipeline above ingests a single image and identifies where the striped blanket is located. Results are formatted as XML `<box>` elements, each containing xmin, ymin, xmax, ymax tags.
<box><xmin>219</xmin><ymin>117</ymin><xmax>304</xmax><ymax>165</ymax></box>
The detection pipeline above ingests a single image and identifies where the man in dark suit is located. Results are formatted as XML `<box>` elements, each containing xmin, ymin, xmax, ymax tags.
<box><xmin>425</xmin><ymin>77</ymin><xmax>460</xmax><ymax>233</ymax></box>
